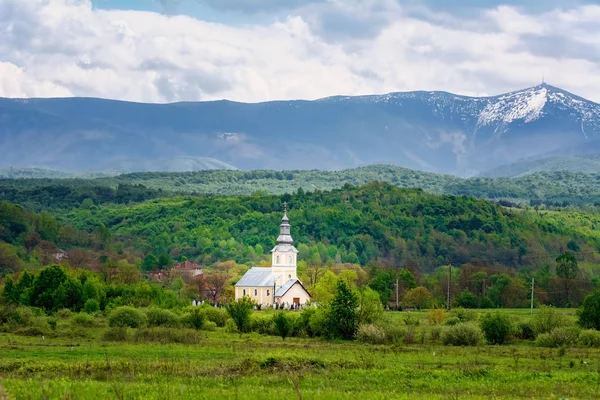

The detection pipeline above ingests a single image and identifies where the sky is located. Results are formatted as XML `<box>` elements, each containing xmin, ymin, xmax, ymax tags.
<box><xmin>1</xmin><ymin>0</ymin><xmax>600</xmax><ymax>103</ymax></box>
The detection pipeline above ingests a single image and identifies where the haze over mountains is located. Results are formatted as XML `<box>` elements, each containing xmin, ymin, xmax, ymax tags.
<box><xmin>2</xmin><ymin>83</ymin><xmax>600</xmax><ymax>176</ymax></box>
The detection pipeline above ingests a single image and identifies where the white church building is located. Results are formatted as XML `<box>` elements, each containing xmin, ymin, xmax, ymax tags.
<box><xmin>235</xmin><ymin>203</ymin><xmax>311</xmax><ymax>306</ymax></box>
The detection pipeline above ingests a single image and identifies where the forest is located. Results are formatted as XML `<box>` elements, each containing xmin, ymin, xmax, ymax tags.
<box><xmin>1</xmin><ymin>182</ymin><xmax>599</xmax><ymax>309</ymax></box>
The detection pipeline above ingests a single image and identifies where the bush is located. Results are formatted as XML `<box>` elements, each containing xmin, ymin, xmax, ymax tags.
<box><xmin>203</xmin><ymin>307</ymin><xmax>229</xmax><ymax>327</ymax></box>
<box><xmin>381</xmin><ymin>324</ymin><xmax>406</xmax><ymax>345</ymax></box>
<box><xmin>515</xmin><ymin>322</ymin><xmax>536</xmax><ymax>340</ymax></box>
<box><xmin>356</xmin><ymin>324</ymin><xmax>386</xmax><ymax>344</ymax></box>
<box><xmin>102</xmin><ymin>327</ymin><xmax>130</xmax><ymax>342</ymax></box>
<box><xmin>450</xmin><ymin>308</ymin><xmax>478</xmax><ymax>323</ymax></box>
<box><xmin>226</xmin><ymin>297</ymin><xmax>254</xmax><ymax>334</ymax></box>
<box><xmin>579</xmin><ymin>329</ymin><xmax>600</xmax><ymax>348</ymax></box>
<box><xmin>273</xmin><ymin>312</ymin><xmax>293</xmax><ymax>340</ymax></box>
<box><xmin>249</xmin><ymin>314</ymin><xmax>274</xmax><ymax>335</ymax></box>
<box><xmin>532</xmin><ymin>306</ymin><xmax>568</xmax><ymax>335</ymax></box>
<box><xmin>83</xmin><ymin>299</ymin><xmax>100</xmax><ymax>314</ymax></box>
<box><xmin>480</xmin><ymin>312</ymin><xmax>513</xmax><ymax>345</ymax></box>
<box><xmin>55</xmin><ymin>309</ymin><xmax>73</xmax><ymax>320</ymax></box>
<box><xmin>577</xmin><ymin>290</ymin><xmax>600</xmax><ymax>330</ymax></box>
<box><xmin>442</xmin><ymin>323</ymin><xmax>483</xmax><ymax>346</ymax></box>
<box><xmin>535</xmin><ymin>327</ymin><xmax>580</xmax><ymax>348</ymax></box>
<box><xmin>73</xmin><ymin>313</ymin><xmax>95</xmax><ymax>327</ymax></box>
<box><xmin>182</xmin><ymin>308</ymin><xmax>206</xmax><ymax>330</ymax></box>
<box><xmin>203</xmin><ymin>320</ymin><xmax>217</xmax><ymax>331</ymax></box>
<box><xmin>133</xmin><ymin>328</ymin><xmax>201</xmax><ymax>344</ymax></box>
<box><xmin>108</xmin><ymin>306</ymin><xmax>147</xmax><ymax>328</ymax></box>
<box><xmin>427</xmin><ymin>308</ymin><xmax>446</xmax><ymax>325</ymax></box>
<box><xmin>145</xmin><ymin>308</ymin><xmax>179</xmax><ymax>327</ymax></box>
<box><xmin>225</xmin><ymin>319</ymin><xmax>238</xmax><ymax>333</ymax></box>
<box><xmin>15</xmin><ymin>326</ymin><xmax>45</xmax><ymax>337</ymax></box>
<box><xmin>430</xmin><ymin>325</ymin><xmax>442</xmax><ymax>342</ymax></box>
<box><xmin>444</xmin><ymin>317</ymin><xmax>461</xmax><ymax>326</ymax></box>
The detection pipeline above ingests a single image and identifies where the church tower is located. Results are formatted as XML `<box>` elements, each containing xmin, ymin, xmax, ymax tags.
<box><xmin>271</xmin><ymin>202</ymin><xmax>298</xmax><ymax>286</ymax></box>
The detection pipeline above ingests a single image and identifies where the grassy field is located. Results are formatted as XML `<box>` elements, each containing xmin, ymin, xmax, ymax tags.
<box><xmin>1</xmin><ymin>308</ymin><xmax>599</xmax><ymax>399</ymax></box>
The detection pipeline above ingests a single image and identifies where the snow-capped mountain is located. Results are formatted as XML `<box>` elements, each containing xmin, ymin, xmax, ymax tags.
<box><xmin>1</xmin><ymin>83</ymin><xmax>599</xmax><ymax>175</ymax></box>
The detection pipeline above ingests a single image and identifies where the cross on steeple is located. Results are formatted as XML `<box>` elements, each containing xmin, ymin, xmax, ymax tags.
<box><xmin>283</xmin><ymin>201</ymin><xmax>288</xmax><ymax>213</ymax></box>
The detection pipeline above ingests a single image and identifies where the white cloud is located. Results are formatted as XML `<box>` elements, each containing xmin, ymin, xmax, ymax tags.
<box><xmin>0</xmin><ymin>0</ymin><xmax>600</xmax><ymax>103</ymax></box>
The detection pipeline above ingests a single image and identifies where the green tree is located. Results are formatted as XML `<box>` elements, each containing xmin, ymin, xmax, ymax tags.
<box><xmin>480</xmin><ymin>312</ymin><xmax>514</xmax><ymax>345</ymax></box>
<box><xmin>226</xmin><ymin>297</ymin><xmax>254</xmax><ymax>335</ymax></box>
<box><xmin>273</xmin><ymin>312</ymin><xmax>292</xmax><ymax>340</ymax></box>
<box><xmin>402</xmin><ymin>286</ymin><xmax>433</xmax><ymax>309</ymax></box>
<box><xmin>578</xmin><ymin>289</ymin><xmax>600</xmax><ymax>330</ymax></box>
<box><xmin>357</xmin><ymin>286</ymin><xmax>384</xmax><ymax>325</ymax></box>
<box><xmin>327</xmin><ymin>280</ymin><xmax>358</xmax><ymax>339</ymax></box>
<box><xmin>556</xmin><ymin>252</ymin><xmax>579</xmax><ymax>304</ymax></box>
<box><xmin>398</xmin><ymin>268</ymin><xmax>417</xmax><ymax>290</ymax></box>
<box><xmin>30</xmin><ymin>265</ymin><xmax>68</xmax><ymax>311</ymax></box>
<box><xmin>1</xmin><ymin>277</ymin><xmax>16</xmax><ymax>303</ymax></box>
<box><xmin>142</xmin><ymin>253</ymin><xmax>159</xmax><ymax>271</ymax></box>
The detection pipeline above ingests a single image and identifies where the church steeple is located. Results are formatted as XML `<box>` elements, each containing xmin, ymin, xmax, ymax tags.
<box><xmin>276</xmin><ymin>202</ymin><xmax>293</xmax><ymax>245</ymax></box>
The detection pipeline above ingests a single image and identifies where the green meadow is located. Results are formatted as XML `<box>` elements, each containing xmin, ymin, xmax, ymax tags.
<box><xmin>1</xmin><ymin>308</ymin><xmax>599</xmax><ymax>400</ymax></box>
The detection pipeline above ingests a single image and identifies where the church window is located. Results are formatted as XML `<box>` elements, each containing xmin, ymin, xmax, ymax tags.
<box><xmin>243</xmin><ymin>289</ymin><xmax>246</xmax><ymax>296</ymax></box>
<box><xmin>288</xmin><ymin>255</ymin><xmax>292</xmax><ymax>264</ymax></box>
<box><xmin>267</xmin><ymin>289</ymin><xmax>270</xmax><ymax>296</ymax></box>
<box><xmin>254</xmin><ymin>289</ymin><xmax>257</xmax><ymax>296</ymax></box>
<box><xmin>288</xmin><ymin>274</ymin><xmax>292</xmax><ymax>279</ymax></box>
<box><xmin>276</xmin><ymin>255</ymin><xmax>280</xmax><ymax>264</ymax></box>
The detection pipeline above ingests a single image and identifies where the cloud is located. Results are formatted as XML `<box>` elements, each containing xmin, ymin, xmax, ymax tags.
<box><xmin>0</xmin><ymin>0</ymin><xmax>600</xmax><ymax>103</ymax></box>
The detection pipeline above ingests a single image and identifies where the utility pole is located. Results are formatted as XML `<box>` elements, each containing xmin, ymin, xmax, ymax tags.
<box><xmin>446</xmin><ymin>264</ymin><xmax>451</xmax><ymax>311</ymax></box>
<box><xmin>530</xmin><ymin>277</ymin><xmax>535</xmax><ymax>314</ymax></box>
<box><xmin>396</xmin><ymin>278</ymin><xmax>399</xmax><ymax>310</ymax></box>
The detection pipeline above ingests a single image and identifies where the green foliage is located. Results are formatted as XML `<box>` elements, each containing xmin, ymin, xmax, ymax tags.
<box><xmin>578</xmin><ymin>329</ymin><xmax>600</xmax><ymax>348</ymax></box>
<box><xmin>249</xmin><ymin>314</ymin><xmax>274</xmax><ymax>335</ymax></box>
<box><xmin>83</xmin><ymin>299</ymin><xmax>99</xmax><ymax>314</ymax></box>
<box><xmin>357</xmin><ymin>287</ymin><xmax>384</xmax><ymax>325</ymax></box>
<box><xmin>356</xmin><ymin>324</ymin><xmax>386</xmax><ymax>344</ymax></box>
<box><xmin>202</xmin><ymin>307</ymin><xmax>229</xmax><ymax>327</ymax></box>
<box><xmin>577</xmin><ymin>289</ymin><xmax>600</xmax><ymax>330</ymax></box>
<box><xmin>516</xmin><ymin>322</ymin><xmax>536</xmax><ymax>340</ymax></box>
<box><xmin>182</xmin><ymin>308</ymin><xmax>206</xmax><ymax>330</ymax></box>
<box><xmin>442</xmin><ymin>323</ymin><xmax>483</xmax><ymax>346</ymax></box>
<box><xmin>327</xmin><ymin>280</ymin><xmax>359</xmax><ymax>339</ymax></box>
<box><xmin>531</xmin><ymin>306</ymin><xmax>568</xmax><ymax>335</ymax></box>
<box><xmin>145</xmin><ymin>308</ymin><xmax>179</xmax><ymax>327</ymax></box>
<box><xmin>102</xmin><ymin>327</ymin><xmax>130</xmax><ymax>342</ymax></box>
<box><xmin>556</xmin><ymin>252</ymin><xmax>579</xmax><ymax>280</ymax></box>
<box><xmin>225</xmin><ymin>297</ymin><xmax>254</xmax><ymax>334</ymax></box>
<box><xmin>72</xmin><ymin>313</ymin><xmax>95</xmax><ymax>327</ymax></box>
<box><xmin>402</xmin><ymin>286</ymin><xmax>433</xmax><ymax>309</ymax></box>
<box><xmin>535</xmin><ymin>327</ymin><xmax>580</xmax><ymax>348</ymax></box>
<box><xmin>449</xmin><ymin>308</ymin><xmax>478</xmax><ymax>323</ymax></box>
<box><xmin>203</xmin><ymin>320</ymin><xmax>217</xmax><ymax>331</ymax></box>
<box><xmin>480</xmin><ymin>312</ymin><xmax>514</xmax><ymax>345</ymax></box>
<box><xmin>108</xmin><ymin>306</ymin><xmax>147</xmax><ymax>328</ymax></box>
<box><xmin>273</xmin><ymin>312</ymin><xmax>292</xmax><ymax>340</ymax></box>
<box><xmin>133</xmin><ymin>328</ymin><xmax>201</xmax><ymax>344</ymax></box>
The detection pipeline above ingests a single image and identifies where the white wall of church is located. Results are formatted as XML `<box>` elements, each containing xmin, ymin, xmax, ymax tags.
<box><xmin>278</xmin><ymin>283</ymin><xmax>311</xmax><ymax>305</ymax></box>
<box><xmin>235</xmin><ymin>286</ymin><xmax>274</xmax><ymax>304</ymax></box>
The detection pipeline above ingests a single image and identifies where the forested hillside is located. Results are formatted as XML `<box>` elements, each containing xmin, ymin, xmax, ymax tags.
<box><xmin>2</xmin><ymin>165</ymin><xmax>600</xmax><ymax>211</ymax></box>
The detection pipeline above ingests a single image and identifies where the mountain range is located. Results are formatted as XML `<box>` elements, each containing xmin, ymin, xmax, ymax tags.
<box><xmin>2</xmin><ymin>83</ymin><xmax>600</xmax><ymax>175</ymax></box>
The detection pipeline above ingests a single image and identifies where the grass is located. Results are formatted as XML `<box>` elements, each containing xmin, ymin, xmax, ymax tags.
<box><xmin>0</xmin><ymin>308</ymin><xmax>598</xmax><ymax>399</ymax></box>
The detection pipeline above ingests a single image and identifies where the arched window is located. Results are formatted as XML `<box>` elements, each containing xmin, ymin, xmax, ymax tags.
<box><xmin>276</xmin><ymin>255</ymin><xmax>280</xmax><ymax>264</ymax></box>
<box><xmin>254</xmin><ymin>289</ymin><xmax>257</xmax><ymax>296</ymax></box>
<box><xmin>288</xmin><ymin>274</ymin><xmax>292</xmax><ymax>279</ymax></box>
<box><xmin>243</xmin><ymin>289</ymin><xmax>246</xmax><ymax>296</ymax></box>
<box><xmin>267</xmin><ymin>289</ymin><xmax>270</xmax><ymax>296</ymax></box>
<box><xmin>288</xmin><ymin>255</ymin><xmax>292</xmax><ymax>264</ymax></box>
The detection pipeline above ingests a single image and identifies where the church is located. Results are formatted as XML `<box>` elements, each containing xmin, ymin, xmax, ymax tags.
<box><xmin>235</xmin><ymin>204</ymin><xmax>311</xmax><ymax>306</ymax></box>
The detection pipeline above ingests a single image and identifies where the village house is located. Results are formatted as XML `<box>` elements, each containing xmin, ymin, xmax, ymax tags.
<box><xmin>171</xmin><ymin>260</ymin><xmax>203</xmax><ymax>278</ymax></box>
<box><xmin>235</xmin><ymin>203</ymin><xmax>311</xmax><ymax>306</ymax></box>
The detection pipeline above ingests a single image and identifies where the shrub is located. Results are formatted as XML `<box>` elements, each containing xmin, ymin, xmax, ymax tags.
<box><xmin>307</xmin><ymin>308</ymin><xmax>328</xmax><ymax>338</ymax></box>
<box><xmin>226</xmin><ymin>297</ymin><xmax>254</xmax><ymax>334</ymax></box>
<box><xmin>108</xmin><ymin>306</ymin><xmax>147</xmax><ymax>328</ymax></box>
<box><xmin>273</xmin><ymin>312</ymin><xmax>292</xmax><ymax>340</ymax></box>
<box><xmin>203</xmin><ymin>320</ymin><xmax>217</xmax><ymax>331</ymax></box>
<box><xmin>450</xmin><ymin>308</ymin><xmax>478</xmax><ymax>323</ymax></box>
<box><xmin>579</xmin><ymin>329</ymin><xmax>600</xmax><ymax>348</ymax></box>
<box><xmin>442</xmin><ymin>323</ymin><xmax>483</xmax><ymax>346</ymax></box>
<box><xmin>536</xmin><ymin>327</ymin><xmax>580</xmax><ymax>348</ymax></box>
<box><xmin>480</xmin><ymin>312</ymin><xmax>514</xmax><ymax>345</ymax></box>
<box><xmin>430</xmin><ymin>325</ymin><xmax>442</xmax><ymax>342</ymax></box>
<box><xmin>444</xmin><ymin>317</ymin><xmax>461</xmax><ymax>326</ymax></box>
<box><xmin>73</xmin><ymin>313</ymin><xmax>95</xmax><ymax>327</ymax></box>
<box><xmin>515</xmin><ymin>322</ymin><xmax>536</xmax><ymax>340</ymax></box>
<box><xmin>15</xmin><ymin>326</ymin><xmax>45</xmax><ymax>336</ymax></box>
<box><xmin>403</xmin><ymin>313</ymin><xmax>420</xmax><ymax>326</ymax></box>
<box><xmin>133</xmin><ymin>328</ymin><xmax>201</xmax><ymax>344</ymax></box>
<box><xmin>55</xmin><ymin>309</ymin><xmax>73</xmax><ymax>320</ymax></box>
<box><xmin>102</xmin><ymin>327</ymin><xmax>130</xmax><ymax>342</ymax></box>
<box><xmin>382</xmin><ymin>324</ymin><xmax>406</xmax><ymax>345</ymax></box>
<box><xmin>356</xmin><ymin>324</ymin><xmax>386</xmax><ymax>344</ymax></box>
<box><xmin>225</xmin><ymin>319</ymin><xmax>238</xmax><ymax>333</ymax></box>
<box><xmin>145</xmin><ymin>308</ymin><xmax>179</xmax><ymax>328</ymax></box>
<box><xmin>577</xmin><ymin>289</ymin><xmax>600</xmax><ymax>330</ymax></box>
<box><xmin>250</xmin><ymin>314</ymin><xmax>274</xmax><ymax>335</ymax></box>
<box><xmin>83</xmin><ymin>299</ymin><xmax>100</xmax><ymax>314</ymax></box>
<box><xmin>427</xmin><ymin>308</ymin><xmax>446</xmax><ymax>325</ymax></box>
<box><xmin>532</xmin><ymin>306</ymin><xmax>568</xmax><ymax>335</ymax></box>
<box><xmin>182</xmin><ymin>308</ymin><xmax>206</xmax><ymax>330</ymax></box>
<box><xmin>203</xmin><ymin>307</ymin><xmax>229</xmax><ymax>327</ymax></box>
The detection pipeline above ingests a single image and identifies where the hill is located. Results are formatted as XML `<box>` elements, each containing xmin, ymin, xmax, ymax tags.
<box><xmin>2</xmin><ymin>165</ymin><xmax>600</xmax><ymax>210</ymax></box>
<box><xmin>3</xmin><ymin>83</ymin><xmax>600</xmax><ymax>175</ymax></box>
<box><xmin>480</xmin><ymin>155</ymin><xmax>600</xmax><ymax>178</ymax></box>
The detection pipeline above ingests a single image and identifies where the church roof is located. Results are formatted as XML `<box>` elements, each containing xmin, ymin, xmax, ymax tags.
<box><xmin>235</xmin><ymin>267</ymin><xmax>279</xmax><ymax>287</ymax></box>
<box><xmin>274</xmin><ymin>279</ymin><xmax>310</xmax><ymax>297</ymax></box>
<box><xmin>271</xmin><ymin>244</ymin><xmax>298</xmax><ymax>253</ymax></box>
<box><xmin>276</xmin><ymin>202</ymin><xmax>294</xmax><ymax>246</ymax></box>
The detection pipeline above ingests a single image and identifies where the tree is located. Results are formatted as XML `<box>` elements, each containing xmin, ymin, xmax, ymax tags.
<box><xmin>30</xmin><ymin>265</ymin><xmax>69</xmax><ymax>311</ymax></box>
<box><xmin>142</xmin><ymin>253</ymin><xmax>159</xmax><ymax>271</ymax></box>
<box><xmin>273</xmin><ymin>312</ymin><xmax>292</xmax><ymax>340</ymax></box>
<box><xmin>578</xmin><ymin>289</ymin><xmax>600</xmax><ymax>330</ymax></box>
<box><xmin>402</xmin><ymin>286</ymin><xmax>433</xmax><ymax>309</ymax></box>
<box><xmin>357</xmin><ymin>286</ymin><xmax>384</xmax><ymax>325</ymax></box>
<box><xmin>398</xmin><ymin>268</ymin><xmax>417</xmax><ymax>290</ymax></box>
<box><xmin>327</xmin><ymin>280</ymin><xmax>358</xmax><ymax>339</ymax></box>
<box><xmin>1</xmin><ymin>277</ymin><xmax>16</xmax><ymax>304</ymax></box>
<box><xmin>556</xmin><ymin>252</ymin><xmax>579</xmax><ymax>304</ymax></box>
<box><xmin>226</xmin><ymin>297</ymin><xmax>254</xmax><ymax>335</ymax></box>
<box><xmin>480</xmin><ymin>312</ymin><xmax>514</xmax><ymax>345</ymax></box>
